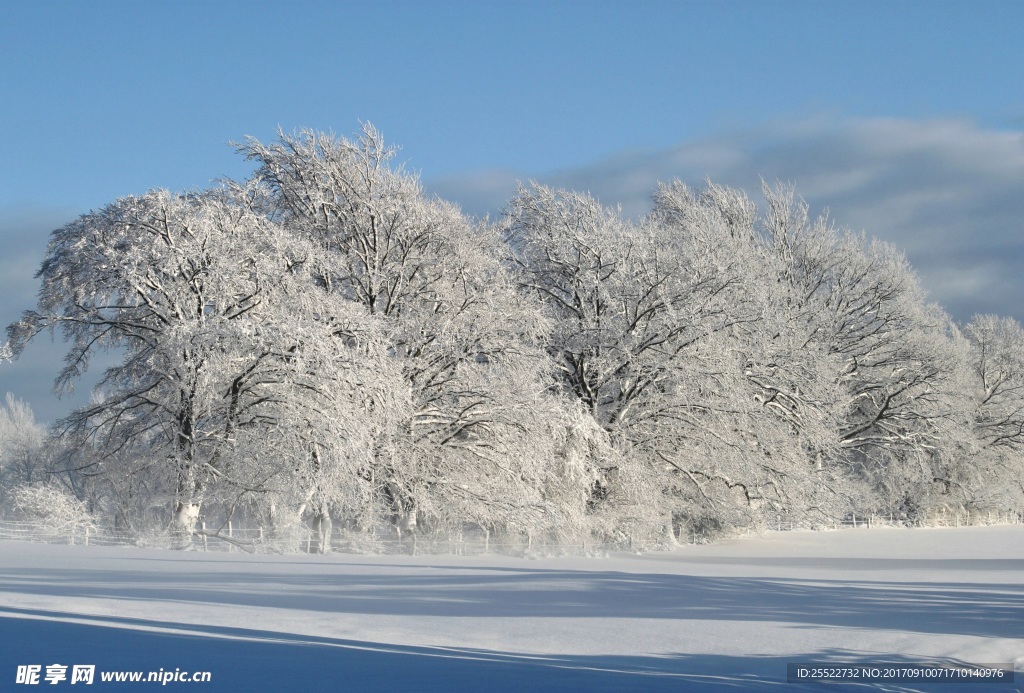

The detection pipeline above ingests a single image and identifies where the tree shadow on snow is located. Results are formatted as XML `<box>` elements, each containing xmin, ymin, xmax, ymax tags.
<box><xmin>1</xmin><ymin>561</ymin><xmax>1022</xmax><ymax>639</ymax></box>
<box><xmin>1</xmin><ymin>609</ymin><xmax>1014</xmax><ymax>692</ymax></box>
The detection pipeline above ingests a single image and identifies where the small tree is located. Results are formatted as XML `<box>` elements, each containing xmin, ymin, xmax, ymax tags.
<box><xmin>9</xmin><ymin>482</ymin><xmax>97</xmax><ymax>540</ymax></box>
<box><xmin>0</xmin><ymin>393</ymin><xmax>48</xmax><ymax>510</ymax></box>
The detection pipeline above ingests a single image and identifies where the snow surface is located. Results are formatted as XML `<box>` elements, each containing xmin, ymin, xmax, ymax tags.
<box><xmin>1</xmin><ymin>526</ymin><xmax>1022</xmax><ymax>691</ymax></box>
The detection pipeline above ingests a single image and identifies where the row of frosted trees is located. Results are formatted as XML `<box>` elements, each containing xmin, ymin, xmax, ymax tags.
<box><xmin>4</xmin><ymin>125</ymin><xmax>1023</xmax><ymax>550</ymax></box>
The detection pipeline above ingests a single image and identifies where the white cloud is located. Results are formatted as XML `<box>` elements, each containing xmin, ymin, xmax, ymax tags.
<box><xmin>426</xmin><ymin>116</ymin><xmax>1024</xmax><ymax>325</ymax></box>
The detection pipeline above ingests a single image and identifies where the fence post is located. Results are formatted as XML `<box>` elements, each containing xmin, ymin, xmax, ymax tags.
<box><xmin>227</xmin><ymin>520</ymin><xmax>233</xmax><ymax>553</ymax></box>
<box><xmin>85</xmin><ymin>526</ymin><xmax>90</xmax><ymax>547</ymax></box>
<box><xmin>201</xmin><ymin>521</ymin><xmax>208</xmax><ymax>552</ymax></box>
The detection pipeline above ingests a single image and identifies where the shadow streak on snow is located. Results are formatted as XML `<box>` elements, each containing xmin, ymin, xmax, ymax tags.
<box><xmin>0</xmin><ymin>562</ymin><xmax>1021</xmax><ymax>639</ymax></box>
<box><xmin>0</xmin><ymin>609</ymin><xmax>1003</xmax><ymax>693</ymax></box>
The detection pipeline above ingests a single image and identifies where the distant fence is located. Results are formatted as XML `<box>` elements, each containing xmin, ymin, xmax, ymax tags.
<box><xmin>772</xmin><ymin>509</ymin><xmax>1023</xmax><ymax>532</ymax></box>
<box><xmin>2</xmin><ymin>510</ymin><xmax>1021</xmax><ymax>555</ymax></box>
<box><xmin>0</xmin><ymin>520</ymin><xmax>141</xmax><ymax>549</ymax></box>
<box><xmin>0</xmin><ymin>519</ymin><xmax>614</xmax><ymax>556</ymax></box>
<box><xmin>0</xmin><ymin>520</ymin><xmax>93</xmax><ymax>546</ymax></box>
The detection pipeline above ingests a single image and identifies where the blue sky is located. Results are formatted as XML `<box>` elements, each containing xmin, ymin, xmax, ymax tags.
<box><xmin>2</xmin><ymin>0</ymin><xmax>1023</xmax><ymax>422</ymax></box>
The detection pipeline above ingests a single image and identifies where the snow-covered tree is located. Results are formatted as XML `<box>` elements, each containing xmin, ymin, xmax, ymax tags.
<box><xmin>239</xmin><ymin>126</ymin><xmax>576</xmax><ymax>541</ymax></box>
<box><xmin>8</xmin><ymin>481</ymin><xmax>97</xmax><ymax>539</ymax></box>
<box><xmin>955</xmin><ymin>315</ymin><xmax>1024</xmax><ymax>513</ymax></box>
<box><xmin>503</xmin><ymin>182</ymin><xmax>824</xmax><ymax>537</ymax></box>
<box><xmin>965</xmin><ymin>315</ymin><xmax>1024</xmax><ymax>452</ymax></box>
<box><xmin>758</xmin><ymin>183</ymin><xmax>973</xmax><ymax>519</ymax></box>
<box><xmin>6</xmin><ymin>186</ymin><xmax>402</xmax><ymax>543</ymax></box>
<box><xmin>0</xmin><ymin>393</ymin><xmax>48</xmax><ymax>510</ymax></box>
<box><xmin>652</xmin><ymin>182</ymin><xmax>850</xmax><ymax>525</ymax></box>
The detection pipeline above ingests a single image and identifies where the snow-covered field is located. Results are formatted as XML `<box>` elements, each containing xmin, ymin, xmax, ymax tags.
<box><xmin>1</xmin><ymin>526</ymin><xmax>1021</xmax><ymax>691</ymax></box>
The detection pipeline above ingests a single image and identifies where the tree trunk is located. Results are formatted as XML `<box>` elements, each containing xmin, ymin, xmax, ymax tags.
<box><xmin>171</xmin><ymin>501</ymin><xmax>201</xmax><ymax>547</ymax></box>
<box><xmin>396</xmin><ymin>510</ymin><xmax>416</xmax><ymax>546</ymax></box>
<box><xmin>310</xmin><ymin>511</ymin><xmax>333</xmax><ymax>554</ymax></box>
<box><xmin>173</xmin><ymin>450</ymin><xmax>200</xmax><ymax>548</ymax></box>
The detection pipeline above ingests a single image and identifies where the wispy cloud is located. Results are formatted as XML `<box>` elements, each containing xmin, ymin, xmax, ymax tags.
<box><xmin>428</xmin><ymin>116</ymin><xmax>1024</xmax><ymax>325</ymax></box>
